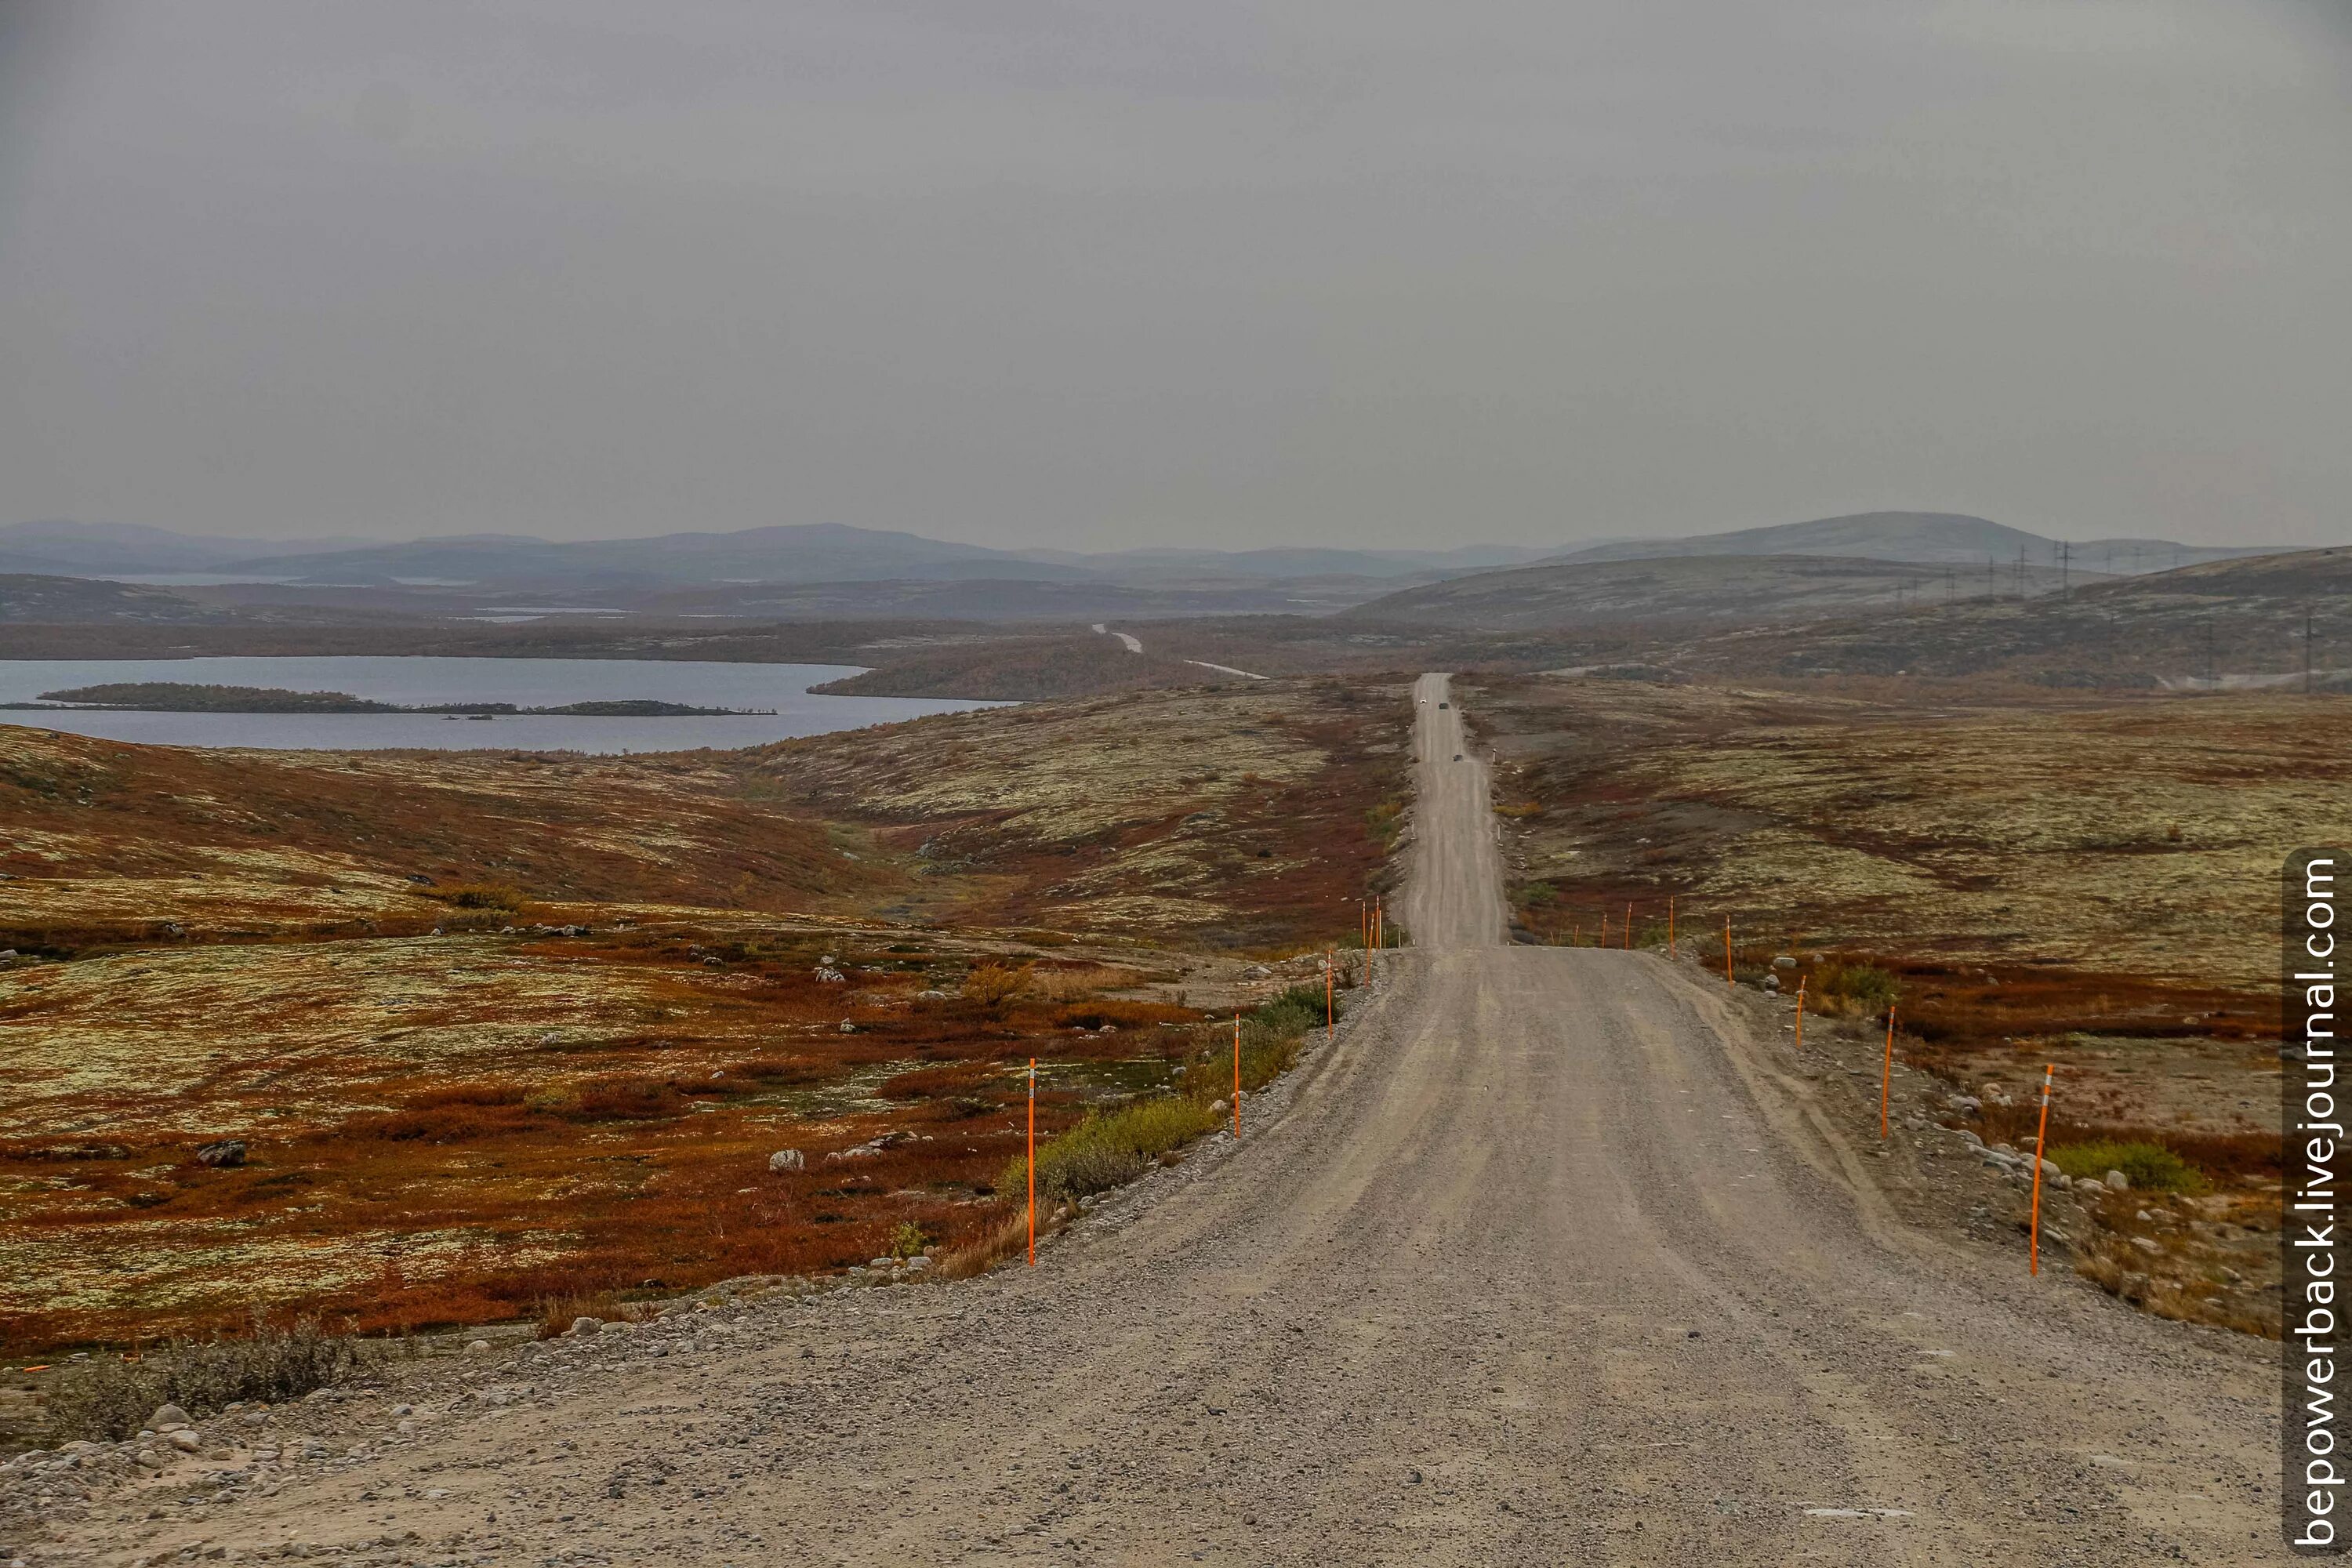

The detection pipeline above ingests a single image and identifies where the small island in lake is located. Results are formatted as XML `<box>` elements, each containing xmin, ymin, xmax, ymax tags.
<box><xmin>20</xmin><ymin>683</ymin><xmax>771</xmax><ymax>717</ymax></box>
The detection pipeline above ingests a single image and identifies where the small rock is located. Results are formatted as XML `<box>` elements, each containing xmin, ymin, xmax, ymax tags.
<box><xmin>1947</xmin><ymin>1094</ymin><xmax>1981</xmax><ymax>1113</ymax></box>
<box><xmin>768</xmin><ymin>1149</ymin><xmax>804</xmax><ymax>1173</ymax></box>
<box><xmin>1772</xmin><ymin>955</ymin><xmax>1796</xmax><ymax>969</ymax></box>
<box><xmin>2135</xmin><ymin>1208</ymin><xmax>2154</xmax><ymax>1222</ymax></box>
<box><xmin>1209</xmin><ymin>1099</ymin><xmax>1228</xmax><ymax>1116</ymax></box>
<box><xmin>2038</xmin><ymin>1158</ymin><xmax>2060</xmax><ymax>1179</ymax></box>
<box><xmin>2130</xmin><ymin>1236</ymin><xmax>2161</xmax><ymax>1254</ymax></box>
<box><xmin>195</xmin><ymin>1139</ymin><xmax>247</xmax><ymax>1168</ymax></box>
<box><xmin>133</xmin><ymin>1448</ymin><xmax>165</xmax><ymax>1469</ymax></box>
<box><xmin>149</xmin><ymin>1403</ymin><xmax>191</xmax><ymax>1431</ymax></box>
<box><xmin>570</xmin><ymin>1316</ymin><xmax>604</xmax><ymax>1337</ymax></box>
<box><xmin>2104</xmin><ymin>1170</ymin><xmax>2130</xmax><ymax>1192</ymax></box>
<box><xmin>839</xmin><ymin>1020</ymin><xmax>858</xmax><ymax>1033</ymax></box>
<box><xmin>1762</xmin><ymin>974</ymin><xmax>1780</xmax><ymax>992</ymax></box>
<box><xmin>466</xmin><ymin>1340</ymin><xmax>491</xmax><ymax>1353</ymax></box>
<box><xmin>167</xmin><ymin>1430</ymin><xmax>201</xmax><ymax>1454</ymax></box>
<box><xmin>1956</xmin><ymin>1128</ymin><xmax>1983</xmax><ymax>1147</ymax></box>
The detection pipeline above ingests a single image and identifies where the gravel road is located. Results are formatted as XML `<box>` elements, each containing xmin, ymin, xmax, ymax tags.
<box><xmin>39</xmin><ymin>673</ymin><xmax>2281</xmax><ymax>1566</ymax></box>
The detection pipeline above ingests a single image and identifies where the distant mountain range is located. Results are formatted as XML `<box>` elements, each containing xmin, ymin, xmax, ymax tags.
<box><xmin>0</xmin><ymin>520</ymin><xmax>381</xmax><ymax>576</ymax></box>
<box><xmin>0</xmin><ymin>514</ymin><xmax>2302</xmax><ymax>612</ymax></box>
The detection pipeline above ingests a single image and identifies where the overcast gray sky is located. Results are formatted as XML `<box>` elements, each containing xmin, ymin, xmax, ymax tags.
<box><xmin>2</xmin><ymin>1</ymin><xmax>2347</xmax><ymax>551</ymax></box>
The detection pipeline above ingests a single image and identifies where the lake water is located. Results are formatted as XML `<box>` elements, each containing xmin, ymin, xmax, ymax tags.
<box><xmin>0</xmin><ymin>656</ymin><xmax>1001</xmax><ymax>753</ymax></box>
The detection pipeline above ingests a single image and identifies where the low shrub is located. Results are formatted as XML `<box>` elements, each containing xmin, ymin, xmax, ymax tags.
<box><xmin>879</xmin><ymin>1062</ymin><xmax>1000</xmax><ymax>1101</ymax></box>
<box><xmin>1249</xmin><ymin>984</ymin><xmax>1334</xmax><ymax>1037</ymax></box>
<box><xmin>999</xmin><ymin>1095</ymin><xmax>1221</xmax><ymax>1205</ymax></box>
<box><xmin>562</xmin><ymin>1076</ymin><xmax>689</xmax><ymax>1122</ymax></box>
<box><xmin>1813</xmin><ymin>962</ymin><xmax>1900</xmax><ymax>1016</ymax></box>
<box><xmin>2049</xmin><ymin>1139</ymin><xmax>2205</xmax><ymax>1193</ymax></box>
<box><xmin>431</xmin><ymin>884</ymin><xmax>525</xmax><ymax>912</ymax></box>
<box><xmin>1051</xmin><ymin>998</ymin><xmax>1200</xmax><ymax>1030</ymax></box>
<box><xmin>960</xmin><ymin>964</ymin><xmax>1033</xmax><ymax>1019</ymax></box>
<box><xmin>44</xmin><ymin>1318</ymin><xmax>368</xmax><ymax>1442</ymax></box>
<box><xmin>42</xmin><ymin>1357</ymin><xmax>162</xmax><ymax>1443</ymax></box>
<box><xmin>985</xmin><ymin>973</ymin><xmax>1338</xmax><ymax>1238</ymax></box>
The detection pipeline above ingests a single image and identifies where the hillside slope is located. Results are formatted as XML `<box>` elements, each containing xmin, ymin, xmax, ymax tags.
<box><xmin>1683</xmin><ymin>546</ymin><xmax>2352</xmax><ymax>685</ymax></box>
<box><xmin>0</xmin><ymin>575</ymin><xmax>224</xmax><ymax>624</ymax></box>
<box><xmin>1345</xmin><ymin>553</ymin><xmax>2082</xmax><ymax>630</ymax></box>
<box><xmin>1555</xmin><ymin>510</ymin><xmax>2283</xmax><ymax>572</ymax></box>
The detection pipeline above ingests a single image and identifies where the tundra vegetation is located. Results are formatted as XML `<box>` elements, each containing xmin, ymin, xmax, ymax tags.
<box><xmin>1467</xmin><ymin>672</ymin><xmax>2335</xmax><ymax>1336</ymax></box>
<box><xmin>0</xmin><ymin>680</ymin><xmax>1405</xmax><ymax>1399</ymax></box>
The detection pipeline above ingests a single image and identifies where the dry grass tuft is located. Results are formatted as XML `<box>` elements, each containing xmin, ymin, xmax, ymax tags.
<box><xmin>2074</xmin><ymin>1232</ymin><xmax>2275</xmax><ymax>1338</ymax></box>
<box><xmin>532</xmin><ymin>1287</ymin><xmax>639</xmax><ymax>1340</ymax></box>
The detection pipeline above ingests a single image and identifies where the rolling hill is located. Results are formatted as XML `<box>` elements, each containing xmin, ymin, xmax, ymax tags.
<box><xmin>0</xmin><ymin>575</ymin><xmax>225</xmax><ymax>624</ymax></box>
<box><xmin>1344</xmin><ymin>554</ymin><xmax>2086</xmax><ymax>631</ymax></box>
<box><xmin>1554</xmin><ymin>511</ymin><xmax>2285</xmax><ymax>573</ymax></box>
<box><xmin>1675</xmin><ymin>546</ymin><xmax>2352</xmax><ymax>687</ymax></box>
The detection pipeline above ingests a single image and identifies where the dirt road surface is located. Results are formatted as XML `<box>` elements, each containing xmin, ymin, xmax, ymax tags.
<box><xmin>51</xmin><ymin>673</ymin><xmax>2279</xmax><ymax>1566</ymax></box>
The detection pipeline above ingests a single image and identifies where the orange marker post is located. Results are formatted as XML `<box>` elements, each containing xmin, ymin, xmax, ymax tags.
<box><xmin>1879</xmin><ymin>1007</ymin><xmax>1897</xmax><ymax>1141</ymax></box>
<box><xmin>1232</xmin><ymin>1014</ymin><xmax>1243</xmax><ymax>1138</ymax></box>
<box><xmin>1026</xmin><ymin>1058</ymin><xmax>1037</xmax><ymax>1268</ymax></box>
<box><xmin>1601</xmin><ymin>910</ymin><xmax>1610</xmax><ymax>947</ymax></box>
<box><xmin>1722</xmin><ymin>916</ymin><xmax>1734</xmax><ymax>986</ymax></box>
<box><xmin>1624</xmin><ymin>902</ymin><xmax>1632</xmax><ymax>949</ymax></box>
<box><xmin>1325</xmin><ymin>949</ymin><xmax>1334</xmax><ymax>1040</ymax></box>
<box><xmin>1793</xmin><ymin>978</ymin><xmax>1806</xmax><ymax>1051</ymax></box>
<box><xmin>1668</xmin><ymin>895</ymin><xmax>1675</xmax><ymax>955</ymax></box>
<box><xmin>1375</xmin><ymin>895</ymin><xmax>1384</xmax><ymax>952</ymax></box>
<box><xmin>2029</xmin><ymin>1062</ymin><xmax>2056</xmax><ymax>1275</ymax></box>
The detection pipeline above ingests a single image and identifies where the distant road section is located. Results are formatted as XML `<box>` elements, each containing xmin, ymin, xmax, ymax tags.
<box><xmin>1089</xmin><ymin>622</ymin><xmax>1144</xmax><ymax>653</ymax></box>
<box><xmin>1091</xmin><ymin>621</ymin><xmax>1265</xmax><ymax>678</ymax></box>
